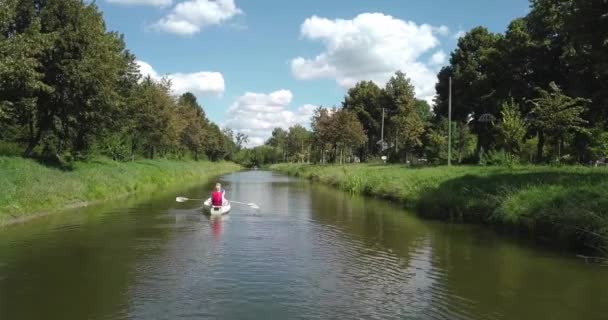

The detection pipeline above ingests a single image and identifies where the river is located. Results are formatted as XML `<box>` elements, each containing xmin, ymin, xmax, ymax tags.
<box><xmin>0</xmin><ymin>171</ymin><xmax>606</xmax><ymax>319</ymax></box>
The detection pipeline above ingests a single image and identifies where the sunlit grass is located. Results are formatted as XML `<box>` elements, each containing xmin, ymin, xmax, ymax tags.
<box><xmin>0</xmin><ymin>156</ymin><xmax>240</xmax><ymax>224</ymax></box>
<box><xmin>271</xmin><ymin>163</ymin><xmax>608</xmax><ymax>255</ymax></box>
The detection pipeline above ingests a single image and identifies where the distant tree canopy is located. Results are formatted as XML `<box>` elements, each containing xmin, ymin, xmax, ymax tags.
<box><xmin>3</xmin><ymin>0</ymin><xmax>606</xmax><ymax>167</ymax></box>
<box><xmin>0</xmin><ymin>0</ymin><xmax>235</xmax><ymax>162</ymax></box>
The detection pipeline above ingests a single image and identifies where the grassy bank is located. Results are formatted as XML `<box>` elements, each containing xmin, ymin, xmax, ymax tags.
<box><xmin>271</xmin><ymin>163</ymin><xmax>608</xmax><ymax>255</ymax></box>
<box><xmin>0</xmin><ymin>156</ymin><xmax>240</xmax><ymax>225</ymax></box>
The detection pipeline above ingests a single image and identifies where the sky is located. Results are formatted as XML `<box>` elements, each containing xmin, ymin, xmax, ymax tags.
<box><xmin>96</xmin><ymin>0</ymin><xmax>531</xmax><ymax>146</ymax></box>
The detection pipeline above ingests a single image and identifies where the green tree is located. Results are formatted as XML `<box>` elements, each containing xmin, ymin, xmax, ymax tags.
<box><xmin>331</xmin><ymin>109</ymin><xmax>367</xmax><ymax>164</ymax></box>
<box><xmin>425</xmin><ymin>118</ymin><xmax>476</xmax><ymax>164</ymax></box>
<box><xmin>342</xmin><ymin>81</ymin><xmax>384</xmax><ymax>158</ymax></box>
<box><xmin>286</xmin><ymin>125</ymin><xmax>311</xmax><ymax>163</ymax></box>
<box><xmin>128</xmin><ymin>77</ymin><xmax>177</xmax><ymax>159</ymax></box>
<box><xmin>311</xmin><ymin>107</ymin><xmax>336</xmax><ymax>163</ymax></box>
<box><xmin>528</xmin><ymin>82</ymin><xmax>589</xmax><ymax>161</ymax></box>
<box><xmin>235</xmin><ymin>132</ymin><xmax>249</xmax><ymax>151</ymax></box>
<box><xmin>496</xmin><ymin>99</ymin><xmax>528</xmax><ymax>157</ymax></box>
<box><xmin>384</xmin><ymin>71</ymin><xmax>416</xmax><ymax>117</ymax></box>
<box><xmin>176</xmin><ymin>92</ymin><xmax>208</xmax><ymax>160</ymax></box>
<box><xmin>391</xmin><ymin>111</ymin><xmax>425</xmax><ymax>161</ymax></box>
<box><xmin>414</xmin><ymin>99</ymin><xmax>432</xmax><ymax>121</ymax></box>
<box><xmin>0</xmin><ymin>0</ymin><xmax>135</xmax><ymax>158</ymax></box>
<box><xmin>434</xmin><ymin>27</ymin><xmax>503</xmax><ymax>152</ymax></box>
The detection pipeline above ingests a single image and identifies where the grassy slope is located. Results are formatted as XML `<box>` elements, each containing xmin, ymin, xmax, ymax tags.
<box><xmin>0</xmin><ymin>156</ymin><xmax>240</xmax><ymax>224</ymax></box>
<box><xmin>271</xmin><ymin>163</ymin><xmax>608</xmax><ymax>255</ymax></box>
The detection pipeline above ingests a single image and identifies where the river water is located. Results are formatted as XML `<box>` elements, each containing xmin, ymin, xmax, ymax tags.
<box><xmin>0</xmin><ymin>171</ymin><xmax>606</xmax><ymax>319</ymax></box>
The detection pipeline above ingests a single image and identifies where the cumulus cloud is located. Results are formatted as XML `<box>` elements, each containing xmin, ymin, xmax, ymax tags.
<box><xmin>224</xmin><ymin>90</ymin><xmax>317</xmax><ymax>146</ymax></box>
<box><xmin>433</xmin><ymin>25</ymin><xmax>450</xmax><ymax>36</ymax></box>
<box><xmin>136</xmin><ymin>60</ymin><xmax>225</xmax><ymax>96</ymax></box>
<box><xmin>153</xmin><ymin>0</ymin><xmax>242</xmax><ymax>35</ymax></box>
<box><xmin>429</xmin><ymin>50</ymin><xmax>447</xmax><ymax>66</ymax></box>
<box><xmin>291</xmin><ymin>13</ymin><xmax>447</xmax><ymax>104</ymax></box>
<box><xmin>106</xmin><ymin>0</ymin><xmax>172</xmax><ymax>6</ymax></box>
<box><xmin>453</xmin><ymin>30</ymin><xmax>466</xmax><ymax>40</ymax></box>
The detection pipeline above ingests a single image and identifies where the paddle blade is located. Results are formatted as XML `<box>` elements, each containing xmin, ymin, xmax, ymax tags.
<box><xmin>176</xmin><ymin>197</ymin><xmax>189</xmax><ymax>203</ymax></box>
<box><xmin>248</xmin><ymin>203</ymin><xmax>260</xmax><ymax>209</ymax></box>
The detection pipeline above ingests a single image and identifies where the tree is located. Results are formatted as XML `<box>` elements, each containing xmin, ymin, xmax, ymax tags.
<box><xmin>384</xmin><ymin>71</ymin><xmax>416</xmax><ymax>117</ymax></box>
<box><xmin>528</xmin><ymin>82</ymin><xmax>589</xmax><ymax>161</ymax></box>
<box><xmin>425</xmin><ymin>118</ymin><xmax>476</xmax><ymax>164</ymax></box>
<box><xmin>391</xmin><ymin>110</ymin><xmax>425</xmax><ymax>161</ymax></box>
<box><xmin>286</xmin><ymin>125</ymin><xmax>311</xmax><ymax>163</ymax></box>
<box><xmin>176</xmin><ymin>92</ymin><xmax>208</xmax><ymax>160</ymax></box>
<box><xmin>128</xmin><ymin>77</ymin><xmax>177</xmax><ymax>159</ymax></box>
<box><xmin>311</xmin><ymin>107</ymin><xmax>336</xmax><ymax>163</ymax></box>
<box><xmin>414</xmin><ymin>99</ymin><xmax>432</xmax><ymax>121</ymax></box>
<box><xmin>235</xmin><ymin>132</ymin><xmax>249</xmax><ymax>150</ymax></box>
<box><xmin>0</xmin><ymin>0</ymin><xmax>135</xmax><ymax>158</ymax></box>
<box><xmin>342</xmin><ymin>81</ymin><xmax>383</xmax><ymax>158</ymax></box>
<box><xmin>331</xmin><ymin>109</ymin><xmax>367</xmax><ymax>164</ymax></box>
<box><xmin>434</xmin><ymin>27</ymin><xmax>503</xmax><ymax>152</ymax></box>
<box><xmin>496</xmin><ymin>99</ymin><xmax>528</xmax><ymax>157</ymax></box>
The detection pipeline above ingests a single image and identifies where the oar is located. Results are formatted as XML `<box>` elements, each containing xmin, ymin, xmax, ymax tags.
<box><xmin>176</xmin><ymin>197</ymin><xmax>202</xmax><ymax>203</ymax></box>
<box><xmin>229</xmin><ymin>200</ymin><xmax>260</xmax><ymax>209</ymax></box>
<box><xmin>176</xmin><ymin>197</ymin><xmax>259</xmax><ymax>209</ymax></box>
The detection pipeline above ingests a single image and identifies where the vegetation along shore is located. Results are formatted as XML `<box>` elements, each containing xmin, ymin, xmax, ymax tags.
<box><xmin>0</xmin><ymin>156</ymin><xmax>240</xmax><ymax>225</ymax></box>
<box><xmin>0</xmin><ymin>157</ymin><xmax>240</xmax><ymax>226</ymax></box>
<box><xmin>272</xmin><ymin>163</ymin><xmax>608</xmax><ymax>256</ymax></box>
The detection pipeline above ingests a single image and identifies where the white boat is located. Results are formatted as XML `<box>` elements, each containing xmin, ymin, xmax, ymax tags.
<box><xmin>203</xmin><ymin>198</ymin><xmax>231</xmax><ymax>215</ymax></box>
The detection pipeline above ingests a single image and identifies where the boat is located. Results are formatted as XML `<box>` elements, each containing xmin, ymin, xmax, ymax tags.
<box><xmin>203</xmin><ymin>198</ymin><xmax>231</xmax><ymax>215</ymax></box>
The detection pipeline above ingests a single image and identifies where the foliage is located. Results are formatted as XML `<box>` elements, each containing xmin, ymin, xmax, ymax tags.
<box><xmin>0</xmin><ymin>155</ymin><xmax>240</xmax><ymax>223</ymax></box>
<box><xmin>0</xmin><ymin>0</ymin><xmax>236</xmax><ymax>163</ymax></box>
<box><xmin>496</xmin><ymin>99</ymin><xmax>528</xmax><ymax>156</ymax></box>
<box><xmin>528</xmin><ymin>82</ymin><xmax>589</xmax><ymax>161</ymax></box>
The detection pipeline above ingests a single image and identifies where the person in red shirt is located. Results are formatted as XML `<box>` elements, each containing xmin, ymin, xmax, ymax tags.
<box><xmin>211</xmin><ymin>183</ymin><xmax>226</xmax><ymax>206</ymax></box>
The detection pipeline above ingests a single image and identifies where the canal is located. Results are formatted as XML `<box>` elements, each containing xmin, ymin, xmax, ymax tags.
<box><xmin>0</xmin><ymin>171</ymin><xmax>606</xmax><ymax>319</ymax></box>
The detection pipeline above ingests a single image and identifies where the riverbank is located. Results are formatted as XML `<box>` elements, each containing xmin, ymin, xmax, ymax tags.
<box><xmin>271</xmin><ymin>163</ymin><xmax>608</xmax><ymax>255</ymax></box>
<box><xmin>0</xmin><ymin>156</ymin><xmax>241</xmax><ymax>225</ymax></box>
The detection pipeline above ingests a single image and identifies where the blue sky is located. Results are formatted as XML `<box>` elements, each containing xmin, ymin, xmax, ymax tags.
<box><xmin>97</xmin><ymin>0</ymin><xmax>530</xmax><ymax>145</ymax></box>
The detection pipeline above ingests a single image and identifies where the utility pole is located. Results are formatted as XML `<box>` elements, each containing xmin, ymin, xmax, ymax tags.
<box><xmin>381</xmin><ymin>108</ymin><xmax>385</xmax><ymax>142</ymax></box>
<box><xmin>448</xmin><ymin>76</ymin><xmax>452</xmax><ymax>166</ymax></box>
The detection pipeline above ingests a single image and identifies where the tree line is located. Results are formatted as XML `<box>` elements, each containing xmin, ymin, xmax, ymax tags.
<box><xmin>240</xmin><ymin>0</ymin><xmax>607</xmax><ymax>167</ymax></box>
<box><xmin>0</xmin><ymin>0</ymin><xmax>236</xmax><ymax>163</ymax></box>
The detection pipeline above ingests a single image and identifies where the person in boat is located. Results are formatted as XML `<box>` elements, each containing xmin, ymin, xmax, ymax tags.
<box><xmin>211</xmin><ymin>183</ymin><xmax>226</xmax><ymax>206</ymax></box>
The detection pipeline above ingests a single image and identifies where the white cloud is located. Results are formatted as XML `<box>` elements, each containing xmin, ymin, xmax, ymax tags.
<box><xmin>433</xmin><ymin>25</ymin><xmax>449</xmax><ymax>36</ymax></box>
<box><xmin>224</xmin><ymin>90</ymin><xmax>317</xmax><ymax>147</ymax></box>
<box><xmin>154</xmin><ymin>0</ymin><xmax>242</xmax><ymax>35</ymax></box>
<box><xmin>429</xmin><ymin>50</ymin><xmax>447</xmax><ymax>66</ymax></box>
<box><xmin>453</xmin><ymin>30</ymin><xmax>466</xmax><ymax>40</ymax></box>
<box><xmin>106</xmin><ymin>0</ymin><xmax>172</xmax><ymax>6</ymax></box>
<box><xmin>290</xmin><ymin>13</ymin><xmax>447</xmax><ymax>104</ymax></box>
<box><xmin>136</xmin><ymin>60</ymin><xmax>225</xmax><ymax>96</ymax></box>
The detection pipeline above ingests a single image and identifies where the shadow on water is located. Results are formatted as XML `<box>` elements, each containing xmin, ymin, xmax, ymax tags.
<box><xmin>306</xmin><ymin>180</ymin><xmax>608</xmax><ymax>320</ymax></box>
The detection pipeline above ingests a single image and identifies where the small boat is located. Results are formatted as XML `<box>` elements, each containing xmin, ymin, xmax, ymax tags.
<box><xmin>203</xmin><ymin>198</ymin><xmax>231</xmax><ymax>215</ymax></box>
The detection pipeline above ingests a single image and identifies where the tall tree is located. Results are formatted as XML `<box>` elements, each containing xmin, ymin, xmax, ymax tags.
<box><xmin>128</xmin><ymin>77</ymin><xmax>177</xmax><ymax>159</ymax></box>
<box><xmin>342</xmin><ymin>81</ymin><xmax>383</xmax><ymax>158</ymax></box>
<box><xmin>235</xmin><ymin>132</ymin><xmax>249</xmax><ymax>150</ymax></box>
<box><xmin>286</xmin><ymin>125</ymin><xmax>311</xmax><ymax>163</ymax></box>
<box><xmin>528</xmin><ymin>82</ymin><xmax>589</xmax><ymax>161</ymax></box>
<box><xmin>0</xmin><ymin>0</ymin><xmax>134</xmax><ymax>157</ymax></box>
<box><xmin>434</xmin><ymin>27</ymin><xmax>503</xmax><ymax>153</ymax></box>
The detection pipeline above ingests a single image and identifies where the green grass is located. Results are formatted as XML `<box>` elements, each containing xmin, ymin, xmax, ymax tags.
<box><xmin>0</xmin><ymin>156</ymin><xmax>241</xmax><ymax>224</ymax></box>
<box><xmin>271</xmin><ymin>163</ymin><xmax>608</xmax><ymax>255</ymax></box>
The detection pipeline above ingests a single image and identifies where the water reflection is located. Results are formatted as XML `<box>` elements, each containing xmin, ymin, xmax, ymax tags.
<box><xmin>1</xmin><ymin>171</ymin><xmax>607</xmax><ymax>320</ymax></box>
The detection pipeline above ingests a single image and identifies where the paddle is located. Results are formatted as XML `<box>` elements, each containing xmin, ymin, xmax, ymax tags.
<box><xmin>175</xmin><ymin>197</ymin><xmax>201</xmax><ymax>203</ymax></box>
<box><xmin>176</xmin><ymin>197</ymin><xmax>259</xmax><ymax>209</ymax></box>
<box><xmin>229</xmin><ymin>201</ymin><xmax>260</xmax><ymax>209</ymax></box>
